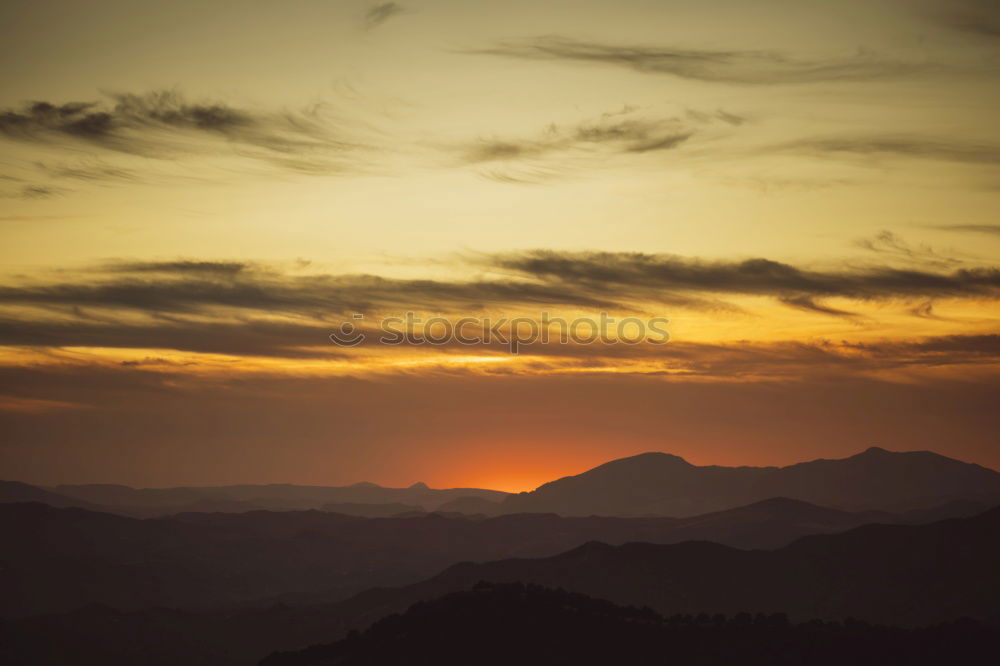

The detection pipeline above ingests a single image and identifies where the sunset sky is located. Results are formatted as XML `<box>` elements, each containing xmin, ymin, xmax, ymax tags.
<box><xmin>1</xmin><ymin>0</ymin><xmax>999</xmax><ymax>491</ymax></box>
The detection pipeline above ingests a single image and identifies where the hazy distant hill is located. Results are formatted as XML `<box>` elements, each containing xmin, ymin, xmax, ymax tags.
<box><xmin>401</xmin><ymin>506</ymin><xmax>1000</xmax><ymax>627</ymax></box>
<box><xmin>0</xmin><ymin>481</ymin><xmax>105</xmax><ymax>510</ymax></box>
<box><xmin>0</xmin><ymin>503</ymin><xmax>453</xmax><ymax>618</ymax></box>
<box><xmin>319</xmin><ymin>502</ymin><xmax>425</xmax><ymax>517</ymax></box>
<box><xmin>1</xmin><ymin>498</ymin><xmax>990</xmax><ymax>619</ymax></box>
<box><xmin>43</xmin><ymin>481</ymin><xmax>508</xmax><ymax>517</ymax></box>
<box><xmin>4</xmin><ymin>507</ymin><xmax>998</xmax><ymax>666</ymax></box>
<box><xmin>434</xmin><ymin>496</ymin><xmax>504</xmax><ymax>515</ymax></box>
<box><xmin>501</xmin><ymin>447</ymin><xmax>1000</xmax><ymax>516</ymax></box>
<box><xmin>11</xmin><ymin>447</ymin><xmax>998</xmax><ymax>519</ymax></box>
<box><xmin>259</xmin><ymin>583</ymin><xmax>1000</xmax><ymax>666</ymax></box>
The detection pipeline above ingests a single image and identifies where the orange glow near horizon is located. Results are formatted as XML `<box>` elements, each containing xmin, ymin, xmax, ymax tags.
<box><xmin>413</xmin><ymin>444</ymin><xmax>670</xmax><ymax>494</ymax></box>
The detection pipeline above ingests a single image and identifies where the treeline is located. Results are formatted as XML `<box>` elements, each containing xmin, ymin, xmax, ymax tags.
<box><xmin>262</xmin><ymin>582</ymin><xmax>999</xmax><ymax>666</ymax></box>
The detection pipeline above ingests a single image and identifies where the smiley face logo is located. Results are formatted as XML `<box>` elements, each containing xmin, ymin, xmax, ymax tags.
<box><xmin>329</xmin><ymin>313</ymin><xmax>366</xmax><ymax>347</ymax></box>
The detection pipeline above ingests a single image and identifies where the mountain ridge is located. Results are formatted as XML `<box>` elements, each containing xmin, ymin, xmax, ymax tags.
<box><xmin>5</xmin><ymin>447</ymin><xmax>999</xmax><ymax>519</ymax></box>
<box><xmin>501</xmin><ymin>447</ymin><xmax>1000</xmax><ymax>516</ymax></box>
<box><xmin>6</xmin><ymin>505</ymin><xmax>997</xmax><ymax>666</ymax></box>
<box><xmin>3</xmin><ymin>494</ymin><xmax>989</xmax><ymax>619</ymax></box>
<box><xmin>401</xmin><ymin>505</ymin><xmax>1000</xmax><ymax>626</ymax></box>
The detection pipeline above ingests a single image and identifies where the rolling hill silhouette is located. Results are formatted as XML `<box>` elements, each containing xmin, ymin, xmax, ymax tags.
<box><xmin>399</xmin><ymin>505</ymin><xmax>1000</xmax><ymax>627</ymax></box>
<box><xmin>0</xmin><ymin>481</ymin><xmax>106</xmax><ymax>511</ymax></box>
<box><xmin>2</xmin><ymin>506</ymin><xmax>998</xmax><ymax>665</ymax></box>
<box><xmin>259</xmin><ymin>583</ymin><xmax>1000</xmax><ymax>666</ymax></box>
<box><xmin>8</xmin><ymin>447</ymin><xmax>997</xmax><ymax>519</ymax></box>
<box><xmin>3</xmin><ymin>448</ymin><xmax>999</xmax><ymax>664</ymax></box>
<box><xmin>33</xmin><ymin>481</ymin><xmax>508</xmax><ymax>518</ymax></box>
<box><xmin>501</xmin><ymin>447</ymin><xmax>1000</xmax><ymax>516</ymax></box>
<box><xmin>7</xmin><ymin>495</ymin><xmax>980</xmax><ymax>618</ymax></box>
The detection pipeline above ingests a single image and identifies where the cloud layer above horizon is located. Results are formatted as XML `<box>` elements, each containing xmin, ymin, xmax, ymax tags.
<box><xmin>1</xmin><ymin>0</ymin><xmax>998</xmax><ymax>487</ymax></box>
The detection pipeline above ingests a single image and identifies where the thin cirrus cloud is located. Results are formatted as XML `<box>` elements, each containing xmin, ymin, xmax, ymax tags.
<box><xmin>781</xmin><ymin>136</ymin><xmax>1000</xmax><ymax>165</ymax></box>
<box><xmin>34</xmin><ymin>159</ymin><xmax>140</xmax><ymax>184</ymax></box>
<box><xmin>10</xmin><ymin>185</ymin><xmax>63</xmax><ymax>200</ymax></box>
<box><xmin>933</xmin><ymin>225</ymin><xmax>1000</xmax><ymax>237</ymax></box>
<box><xmin>0</xmin><ymin>90</ymin><xmax>367</xmax><ymax>176</ymax></box>
<box><xmin>777</xmin><ymin>295</ymin><xmax>861</xmax><ymax>320</ymax></box>
<box><xmin>854</xmin><ymin>230</ymin><xmax>963</xmax><ymax>269</ymax></box>
<box><xmin>467</xmin><ymin>36</ymin><xmax>936</xmax><ymax>84</ymax></box>
<box><xmin>926</xmin><ymin>0</ymin><xmax>1000</xmax><ymax>39</ymax></box>
<box><xmin>364</xmin><ymin>2</ymin><xmax>406</xmax><ymax>30</ymax></box>
<box><xmin>2</xmin><ymin>90</ymin><xmax>722</xmax><ymax>190</ymax></box>
<box><xmin>464</xmin><ymin>120</ymin><xmax>693</xmax><ymax>163</ymax></box>
<box><xmin>458</xmin><ymin>107</ymin><xmax>738</xmax><ymax>183</ymax></box>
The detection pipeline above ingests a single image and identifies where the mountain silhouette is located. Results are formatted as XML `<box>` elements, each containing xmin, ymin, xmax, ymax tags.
<box><xmin>434</xmin><ymin>496</ymin><xmax>504</xmax><ymax>515</ymax></box>
<box><xmin>393</xmin><ymin>505</ymin><xmax>1000</xmax><ymax>627</ymax></box>
<box><xmin>318</xmin><ymin>502</ymin><xmax>424</xmax><ymax>517</ymax></box>
<box><xmin>259</xmin><ymin>583</ymin><xmax>1000</xmax><ymax>666</ymax></box>
<box><xmin>4</xmin><ymin>448</ymin><xmax>999</xmax><ymax>664</ymax></box>
<box><xmin>11</xmin><ymin>447</ymin><xmax>997</xmax><ymax>519</ymax></box>
<box><xmin>3</xmin><ymin>505</ymin><xmax>998</xmax><ymax>665</ymax></box>
<box><xmin>500</xmin><ymin>447</ymin><xmax>1000</xmax><ymax>516</ymax></box>
<box><xmin>37</xmin><ymin>481</ymin><xmax>508</xmax><ymax>518</ymax></box>
<box><xmin>3</xmin><ymin>496</ymin><xmax>987</xmax><ymax>619</ymax></box>
<box><xmin>0</xmin><ymin>481</ymin><xmax>106</xmax><ymax>510</ymax></box>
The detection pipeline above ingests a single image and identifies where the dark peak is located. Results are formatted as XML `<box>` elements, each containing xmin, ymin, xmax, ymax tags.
<box><xmin>350</xmin><ymin>481</ymin><xmax>381</xmax><ymax>489</ymax></box>
<box><xmin>409</xmin><ymin>481</ymin><xmax>430</xmax><ymax>490</ymax></box>
<box><xmin>607</xmin><ymin>451</ymin><xmax>692</xmax><ymax>468</ymax></box>
<box><xmin>561</xmin><ymin>540</ymin><xmax>617</xmax><ymax>558</ymax></box>
<box><xmin>640</xmin><ymin>451</ymin><xmax>691</xmax><ymax>463</ymax></box>
<box><xmin>779</xmin><ymin>446</ymin><xmax>984</xmax><ymax>473</ymax></box>
<box><xmin>850</xmin><ymin>447</ymin><xmax>993</xmax><ymax>471</ymax></box>
<box><xmin>853</xmin><ymin>446</ymin><xmax>945</xmax><ymax>461</ymax></box>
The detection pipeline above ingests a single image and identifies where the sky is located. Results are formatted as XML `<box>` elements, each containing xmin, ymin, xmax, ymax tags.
<box><xmin>1</xmin><ymin>0</ymin><xmax>999</xmax><ymax>491</ymax></box>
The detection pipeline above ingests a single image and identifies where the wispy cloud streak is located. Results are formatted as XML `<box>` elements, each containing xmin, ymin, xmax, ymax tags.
<box><xmin>784</xmin><ymin>136</ymin><xmax>1000</xmax><ymax>165</ymax></box>
<box><xmin>364</xmin><ymin>3</ymin><xmax>405</xmax><ymax>30</ymax></box>
<box><xmin>469</xmin><ymin>36</ymin><xmax>934</xmax><ymax>84</ymax></box>
<box><xmin>0</xmin><ymin>90</ymin><xmax>366</xmax><ymax>175</ymax></box>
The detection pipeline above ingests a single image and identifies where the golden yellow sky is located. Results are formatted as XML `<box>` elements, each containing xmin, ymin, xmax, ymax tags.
<box><xmin>1</xmin><ymin>0</ymin><xmax>999</xmax><ymax>489</ymax></box>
